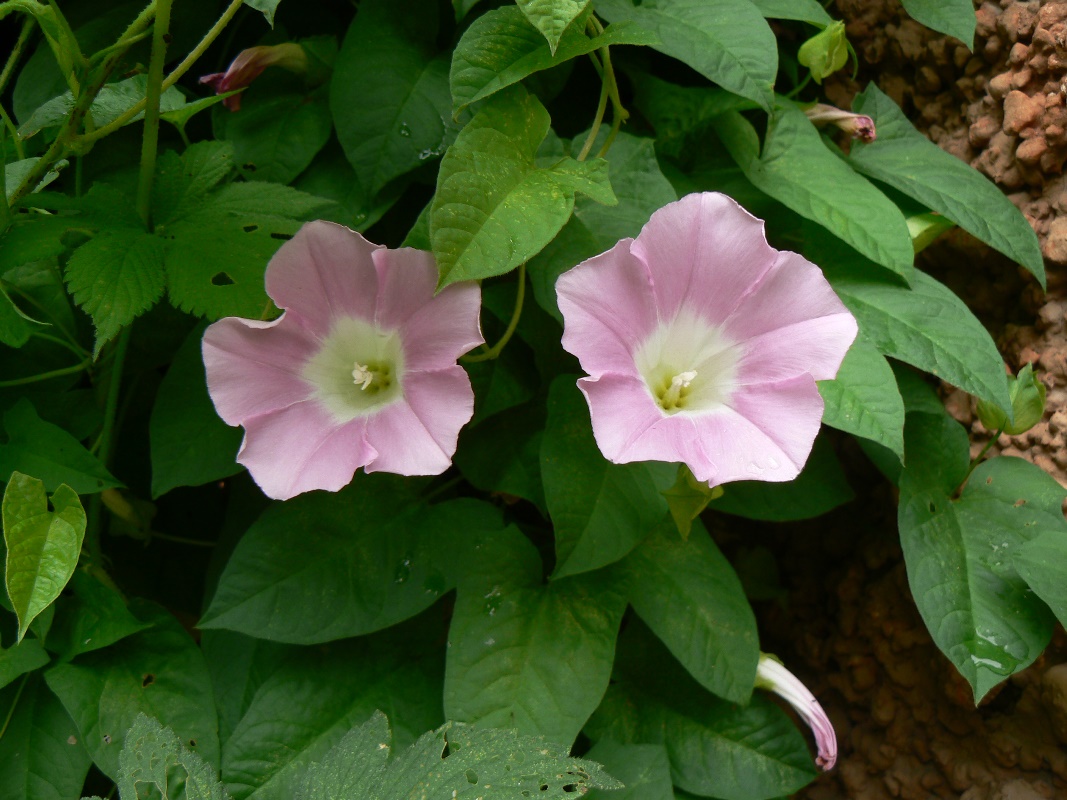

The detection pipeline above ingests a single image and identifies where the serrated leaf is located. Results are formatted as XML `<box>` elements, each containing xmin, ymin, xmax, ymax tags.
<box><xmin>541</xmin><ymin>378</ymin><xmax>671</xmax><ymax>578</ymax></box>
<box><xmin>823</xmin><ymin>260</ymin><xmax>1011</xmax><ymax>413</ymax></box>
<box><xmin>818</xmin><ymin>334</ymin><xmax>905</xmax><ymax>459</ymax></box>
<box><xmin>620</xmin><ymin>521</ymin><xmax>758</xmax><ymax>704</ymax></box>
<box><xmin>0</xmin><ymin>399</ymin><xmax>120</xmax><ymax>494</ymax></box>
<box><xmin>848</xmin><ymin>84</ymin><xmax>1043</xmax><ymax>286</ymax></box>
<box><xmin>302</xmin><ymin>711</ymin><xmax>621</xmax><ymax>800</ymax></box>
<box><xmin>444</xmin><ymin>525</ymin><xmax>626</xmax><ymax>746</ymax></box>
<box><xmin>714</xmin><ymin>104</ymin><xmax>914</xmax><ymax>278</ymax></box>
<box><xmin>900</xmin><ymin>0</ymin><xmax>976</xmax><ymax>46</ymax></box>
<box><xmin>586</xmin><ymin>621</ymin><xmax>817</xmax><ymax>800</ymax></box>
<box><xmin>200</xmin><ymin>477</ymin><xmax>505</xmax><ymax>643</ymax></box>
<box><xmin>527</xmin><ymin>131</ymin><xmax>676</xmax><ymax>319</ymax></box>
<box><xmin>0</xmin><ymin>675</ymin><xmax>93</xmax><ymax>800</ymax></box>
<box><xmin>161</xmin><ymin>182</ymin><xmax>336</xmax><ymax>320</ymax></box>
<box><xmin>44</xmin><ymin>602</ymin><xmax>220</xmax><ymax>779</ymax></box>
<box><xmin>750</xmin><ymin>0</ymin><xmax>833</xmax><ymax>25</ymax></box>
<box><xmin>149</xmin><ymin>324</ymin><xmax>242</xmax><ymax>498</ymax></box>
<box><xmin>152</xmin><ymin>142</ymin><xmax>237</xmax><ymax>226</ymax></box>
<box><xmin>898</xmin><ymin>411</ymin><xmax>1064</xmax><ymax>702</ymax></box>
<box><xmin>451</xmin><ymin>6</ymin><xmax>656</xmax><ymax>113</ymax></box>
<box><xmin>3</xmin><ymin>472</ymin><xmax>85</xmax><ymax>643</ymax></box>
<box><xmin>220</xmin><ymin>621</ymin><xmax>444</xmax><ymax>800</ymax></box>
<box><xmin>0</xmin><ymin>638</ymin><xmax>49</xmax><ymax>690</ymax></box>
<box><xmin>115</xmin><ymin>714</ymin><xmax>229</xmax><ymax>800</ymax></box>
<box><xmin>593</xmin><ymin>0</ymin><xmax>777</xmax><ymax>111</ymax></box>
<box><xmin>431</xmin><ymin>87</ymin><xmax>615</xmax><ymax>288</ymax></box>
<box><xmin>331</xmin><ymin>0</ymin><xmax>455</xmax><ymax>197</ymax></box>
<box><xmin>1013</xmin><ymin>530</ymin><xmax>1067</xmax><ymax>629</ymax></box>
<box><xmin>517</xmin><ymin>0</ymin><xmax>590</xmax><ymax>52</ymax></box>
<box><xmin>66</xmin><ymin>230</ymin><xmax>165</xmax><ymax>354</ymax></box>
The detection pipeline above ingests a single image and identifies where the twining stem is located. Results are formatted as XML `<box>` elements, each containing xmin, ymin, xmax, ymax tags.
<box><xmin>31</xmin><ymin>331</ymin><xmax>90</xmax><ymax>359</ymax></box>
<box><xmin>0</xmin><ymin>18</ymin><xmax>34</xmax><ymax>99</ymax></box>
<box><xmin>464</xmin><ymin>263</ymin><xmax>526</xmax><ymax>363</ymax></box>
<box><xmin>0</xmin><ymin>359</ymin><xmax>91</xmax><ymax>387</ymax></box>
<box><xmin>0</xmin><ymin>674</ymin><xmax>30</xmax><ymax>744</ymax></box>
<box><xmin>5</xmin><ymin>284</ymin><xmax>82</xmax><ymax>351</ymax></box>
<box><xmin>80</xmin><ymin>0</ymin><xmax>245</xmax><ymax>145</ymax></box>
<box><xmin>584</xmin><ymin>15</ymin><xmax>628</xmax><ymax>160</ymax></box>
<box><xmin>86</xmin><ymin>328</ymin><xmax>131</xmax><ymax>567</ymax></box>
<box><xmin>955</xmin><ymin>427</ymin><xmax>1004</xmax><ymax>496</ymax></box>
<box><xmin>577</xmin><ymin>58</ymin><xmax>609</xmax><ymax>161</ymax></box>
<box><xmin>136</xmin><ymin>0</ymin><xmax>172</xmax><ymax>224</ymax></box>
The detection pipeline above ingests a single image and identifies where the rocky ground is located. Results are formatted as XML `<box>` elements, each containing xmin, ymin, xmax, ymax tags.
<box><xmin>758</xmin><ymin>2</ymin><xmax>1067</xmax><ymax>798</ymax></box>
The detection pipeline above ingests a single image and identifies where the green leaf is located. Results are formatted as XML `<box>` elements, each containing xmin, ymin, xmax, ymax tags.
<box><xmin>0</xmin><ymin>638</ymin><xmax>49</xmax><ymax>690</ymax></box>
<box><xmin>331</xmin><ymin>0</ymin><xmax>454</xmax><ymax>197</ymax></box>
<box><xmin>848</xmin><ymin>84</ymin><xmax>1043</xmax><ymax>286</ymax></box>
<box><xmin>0</xmin><ymin>400</ymin><xmax>120</xmax><ymax>494</ymax></box>
<box><xmin>220</xmin><ymin>621</ymin><xmax>444</xmax><ymax>800</ymax></box>
<box><xmin>200</xmin><ymin>631</ymin><xmax>290</xmax><ymax>746</ymax></box>
<box><xmin>44</xmin><ymin>602</ymin><xmax>220</xmax><ymax>779</ymax></box>
<box><xmin>161</xmin><ymin>182</ymin><xmax>336</xmax><ymax>320</ymax></box>
<box><xmin>115</xmin><ymin>714</ymin><xmax>230</xmax><ymax>800</ymax></box>
<box><xmin>220</xmin><ymin>81</ymin><xmax>332</xmax><ymax>185</ymax></box>
<box><xmin>3</xmin><ymin>472</ymin><xmax>85</xmax><ymax>643</ymax></box>
<box><xmin>516</xmin><ymin>0</ymin><xmax>590</xmax><ymax>52</ymax></box>
<box><xmin>444</xmin><ymin>525</ymin><xmax>626</xmax><ymax>746</ymax></box>
<box><xmin>0</xmin><ymin>284</ymin><xmax>36</xmax><ymax>348</ymax></box>
<box><xmin>898</xmin><ymin>412</ymin><xmax>1064</xmax><ymax>701</ymax></box>
<box><xmin>621</xmin><ymin>521</ymin><xmax>758</xmax><ymax>704</ymax></box>
<box><xmin>150</xmin><ymin>324</ymin><xmax>243</xmax><ymax>498</ymax></box>
<box><xmin>66</xmin><ymin>230</ymin><xmax>166</xmax><ymax>355</ymax></box>
<box><xmin>529</xmin><ymin>130</ymin><xmax>676</xmax><ymax>319</ymax></box>
<box><xmin>584</xmin><ymin>740</ymin><xmax>674</xmax><ymax>800</ymax></box>
<box><xmin>454</xmin><ymin>403</ymin><xmax>546</xmax><ymax>513</ymax></box>
<box><xmin>200</xmin><ymin>477</ymin><xmax>505</xmax><ymax>643</ymax></box>
<box><xmin>714</xmin><ymin>104</ymin><xmax>914</xmax><ymax>278</ymax></box>
<box><xmin>0</xmin><ymin>675</ymin><xmax>93</xmax><ymax>800</ymax></box>
<box><xmin>593</xmin><ymin>0</ymin><xmax>777</xmax><ymax>111</ymax></box>
<box><xmin>586</xmin><ymin>621</ymin><xmax>816</xmax><ymax>800</ymax></box>
<box><xmin>4</xmin><ymin>156</ymin><xmax>67</xmax><ymax>199</ymax></box>
<box><xmin>452</xmin><ymin>6</ymin><xmax>656</xmax><ymax>113</ymax></box>
<box><xmin>750</xmin><ymin>0</ymin><xmax>832</xmax><ymax>25</ymax></box>
<box><xmin>45</xmin><ymin>569</ymin><xmax>151</xmax><ymax>661</ymax></box>
<box><xmin>151</xmin><ymin>142</ymin><xmax>237</xmax><ymax>227</ymax></box>
<box><xmin>244</xmin><ymin>0</ymin><xmax>281</xmax><ymax>25</ymax></box>
<box><xmin>17</xmin><ymin>75</ymin><xmax>187</xmax><ymax>139</ymax></box>
<box><xmin>541</xmin><ymin>378</ymin><xmax>671</xmax><ymax>579</ymax></box>
<box><xmin>431</xmin><ymin>86</ymin><xmax>615</xmax><ymax>288</ymax></box>
<box><xmin>709</xmin><ymin>435</ymin><xmax>855</xmax><ymax>521</ymax></box>
<box><xmin>1013</xmin><ymin>530</ymin><xmax>1067</xmax><ymax>629</ymax></box>
<box><xmin>303</xmin><ymin>712</ymin><xmax>621</xmax><ymax>800</ymax></box>
<box><xmin>797</xmin><ymin>20</ymin><xmax>848</xmax><ymax>83</ymax></box>
<box><xmin>162</xmin><ymin>92</ymin><xmax>238</xmax><ymax>138</ymax></box>
<box><xmin>824</xmin><ymin>260</ymin><xmax>1011</xmax><ymax>413</ymax></box>
<box><xmin>818</xmin><ymin>335</ymin><xmax>906</xmax><ymax>460</ymax></box>
<box><xmin>900</xmin><ymin>0</ymin><xmax>976</xmax><ymax>46</ymax></box>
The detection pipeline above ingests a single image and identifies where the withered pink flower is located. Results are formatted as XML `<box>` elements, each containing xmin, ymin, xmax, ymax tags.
<box><xmin>202</xmin><ymin>221</ymin><xmax>483</xmax><ymax>500</ymax></box>
<box><xmin>199</xmin><ymin>43</ymin><xmax>307</xmax><ymax>111</ymax></box>
<box><xmin>804</xmin><ymin>102</ymin><xmax>876</xmax><ymax>142</ymax></box>
<box><xmin>756</xmin><ymin>654</ymin><xmax>837</xmax><ymax>771</ymax></box>
<box><xmin>556</xmin><ymin>192</ymin><xmax>856</xmax><ymax>487</ymax></box>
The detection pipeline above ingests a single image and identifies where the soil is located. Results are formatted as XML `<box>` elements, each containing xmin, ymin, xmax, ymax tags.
<box><xmin>753</xmin><ymin>1</ymin><xmax>1067</xmax><ymax>798</ymax></box>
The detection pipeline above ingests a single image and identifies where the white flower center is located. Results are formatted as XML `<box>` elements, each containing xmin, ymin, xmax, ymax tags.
<box><xmin>634</xmin><ymin>307</ymin><xmax>739</xmax><ymax>415</ymax></box>
<box><xmin>302</xmin><ymin>317</ymin><xmax>404</xmax><ymax>422</ymax></box>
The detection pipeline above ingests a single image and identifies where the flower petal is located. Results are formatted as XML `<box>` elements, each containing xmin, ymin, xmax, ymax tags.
<box><xmin>557</xmin><ymin>238</ymin><xmax>657</xmax><ymax>377</ymax></box>
<box><xmin>236</xmin><ymin>400</ymin><xmax>377</xmax><ymax>500</ymax></box>
<box><xmin>372</xmin><ymin>247</ymin><xmax>438</xmax><ymax>329</ymax></box>
<box><xmin>265</xmin><ymin>220</ymin><xmax>383</xmax><ymax>335</ymax></box>
<box><xmin>203</xmin><ymin>315</ymin><xmax>315</xmax><ymax>426</ymax></box>
<box><xmin>364</xmin><ymin>367</ymin><xmax>474</xmax><ymax>475</ymax></box>
<box><xmin>398</xmin><ymin>281</ymin><xmax>484</xmax><ymax>371</ymax></box>
<box><xmin>727</xmin><ymin>250</ymin><xmax>858</xmax><ymax>382</ymax></box>
<box><xmin>630</xmin><ymin>193</ymin><xmax>778</xmax><ymax>326</ymax></box>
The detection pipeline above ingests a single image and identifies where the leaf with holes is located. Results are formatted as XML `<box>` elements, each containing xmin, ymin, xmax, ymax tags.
<box><xmin>431</xmin><ymin>86</ymin><xmax>616</xmax><ymax>288</ymax></box>
<box><xmin>160</xmin><ymin>182</ymin><xmax>337</xmax><ymax>320</ymax></box>
<box><xmin>114</xmin><ymin>714</ymin><xmax>229</xmax><ymax>800</ymax></box>
<box><xmin>3</xmin><ymin>472</ymin><xmax>86</xmax><ymax>643</ymax></box>
<box><xmin>302</xmin><ymin>711</ymin><xmax>621</xmax><ymax>800</ymax></box>
<box><xmin>898</xmin><ymin>411</ymin><xmax>1065</xmax><ymax>702</ymax></box>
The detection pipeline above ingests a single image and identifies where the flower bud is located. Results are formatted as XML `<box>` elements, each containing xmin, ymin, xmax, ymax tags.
<box><xmin>199</xmin><ymin>43</ymin><xmax>309</xmax><ymax>111</ymax></box>
<box><xmin>976</xmin><ymin>363</ymin><xmax>1046</xmax><ymax>435</ymax></box>
<box><xmin>756</xmin><ymin>653</ymin><xmax>837</xmax><ymax>771</ymax></box>
<box><xmin>798</xmin><ymin>21</ymin><xmax>849</xmax><ymax>84</ymax></box>
<box><xmin>803</xmin><ymin>103</ymin><xmax>876</xmax><ymax>143</ymax></box>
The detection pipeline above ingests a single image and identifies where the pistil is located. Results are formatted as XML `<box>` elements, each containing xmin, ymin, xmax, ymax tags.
<box><xmin>659</xmin><ymin>369</ymin><xmax>697</xmax><ymax>411</ymax></box>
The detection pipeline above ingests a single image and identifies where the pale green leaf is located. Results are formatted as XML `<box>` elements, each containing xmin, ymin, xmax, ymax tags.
<box><xmin>516</xmin><ymin>0</ymin><xmax>590</xmax><ymax>52</ymax></box>
<box><xmin>901</xmin><ymin>0</ymin><xmax>976</xmax><ymax>46</ymax></box>
<box><xmin>115</xmin><ymin>714</ymin><xmax>229</xmax><ymax>800</ymax></box>
<box><xmin>750</xmin><ymin>0</ymin><xmax>832</xmax><ymax>25</ymax></box>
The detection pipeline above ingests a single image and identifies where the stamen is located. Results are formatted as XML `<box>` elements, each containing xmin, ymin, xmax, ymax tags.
<box><xmin>660</xmin><ymin>369</ymin><xmax>698</xmax><ymax>411</ymax></box>
<box><xmin>352</xmin><ymin>362</ymin><xmax>374</xmax><ymax>390</ymax></box>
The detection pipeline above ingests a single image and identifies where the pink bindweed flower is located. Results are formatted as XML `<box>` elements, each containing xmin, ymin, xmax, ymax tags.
<box><xmin>199</xmin><ymin>43</ymin><xmax>308</xmax><ymax>111</ymax></box>
<box><xmin>756</xmin><ymin>653</ymin><xmax>837</xmax><ymax>771</ymax></box>
<box><xmin>803</xmin><ymin>102</ymin><xmax>877</xmax><ymax>143</ymax></box>
<box><xmin>556</xmin><ymin>192</ymin><xmax>857</xmax><ymax>487</ymax></box>
<box><xmin>202</xmin><ymin>221</ymin><xmax>483</xmax><ymax>500</ymax></box>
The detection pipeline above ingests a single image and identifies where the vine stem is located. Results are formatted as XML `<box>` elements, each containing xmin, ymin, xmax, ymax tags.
<box><xmin>956</xmin><ymin>427</ymin><xmax>1004</xmax><ymax>496</ymax></box>
<box><xmin>464</xmin><ymin>263</ymin><xmax>526</xmax><ymax>363</ymax></box>
<box><xmin>0</xmin><ymin>674</ymin><xmax>30</xmax><ymax>743</ymax></box>
<box><xmin>0</xmin><ymin>359</ymin><xmax>91</xmax><ymax>387</ymax></box>
<box><xmin>80</xmin><ymin>0</ymin><xmax>245</xmax><ymax>145</ymax></box>
<box><xmin>0</xmin><ymin>18</ymin><xmax>34</xmax><ymax>99</ymax></box>
<box><xmin>136</xmin><ymin>0</ymin><xmax>172</xmax><ymax>224</ymax></box>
